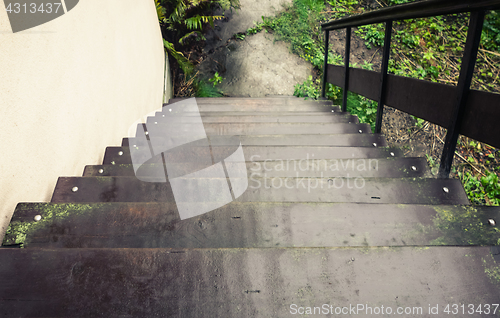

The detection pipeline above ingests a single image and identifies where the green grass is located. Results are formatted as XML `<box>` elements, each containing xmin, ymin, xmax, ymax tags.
<box><xmin>195</xmin><ymin>79</ymin><xmax>224</xmax><ymax>97</ymax></box>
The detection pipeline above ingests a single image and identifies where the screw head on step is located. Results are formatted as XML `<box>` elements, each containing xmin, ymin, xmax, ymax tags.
<box><xmin>411</xmin><ymin>166</ymin><xmax>417</xmax><ymax>171</ymax></box>
<box><xmin>390</xmin><ymin>152</ymin><xmax>395</xmax><ymax>157</ymax></box>
<box><xmin>358</xmin><ymin>130</ymin><xmax>363</xmax><ymax>133</ymax></box>
<box><xmin>34</xmin><ymin>215</ymin><xmax>42</xmax><ymax>222</ymax></box>
<box><xmin>72</xmin><ymin>186</ymin><xmax>79</xmax><ymax>192</ymax></box>
<box><xmin>443</xmin><ymin>187</ymin><xmax>449</xmax><ymax>193</ymax></box>
<box><xmin>373</xmin><ymin>143</ymin><xmax>377</xmax><ymax>147</ymax></box>
<box><xmin>118</xmin><ymin>151</ymin><xmax>123</xmax><ymax>156</ymax></box>
<box><xmin>98</xmin><ymin>169</ymin><xmax>104</xmax><ymax>174</ymax></box>
<box><xmin>488</xmin><ymin>218</ymin><xmax>496</xmax><ymax>226</ymax></box>
<box><xmin>169</xmin><ymin>109</ymin><xmax>172</xmax><ymax>112</ymax></box>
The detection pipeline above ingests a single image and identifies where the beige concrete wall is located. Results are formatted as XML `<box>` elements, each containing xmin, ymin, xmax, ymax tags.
<box><xmin>0</xmin><ymin>0</ymin><xmax>166</xmax><ymax>241</ymax></box>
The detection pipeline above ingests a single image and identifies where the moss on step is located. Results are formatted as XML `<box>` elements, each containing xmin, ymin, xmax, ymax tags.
<box><xmin>2</xmin><ymin>203</ymin><xmax>104</xmax><ymax>247</ymax></box>
<box><xmin>431</xmin><ymin>206</ymin><xmax>500</xmax><ymax>246</ymax></box>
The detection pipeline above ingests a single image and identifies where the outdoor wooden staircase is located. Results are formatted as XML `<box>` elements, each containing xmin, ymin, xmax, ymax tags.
<box><xmin>1</xmin><ymin>96</ymin><xmax>500</xmax><ymax>317</ymax></box>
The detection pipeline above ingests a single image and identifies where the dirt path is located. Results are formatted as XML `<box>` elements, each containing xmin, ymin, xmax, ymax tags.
<box><xmin>198</xmin><ymin>0</ymin><xmax>314</xmax><ymax>97</ymax></box>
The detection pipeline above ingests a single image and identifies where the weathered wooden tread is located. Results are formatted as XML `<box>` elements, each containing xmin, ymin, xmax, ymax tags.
<box><xmin>160</xmin><ymin>103</ymin><xmax>338</xmax><ymax>112</ymax></box>
<box><xmin>120</xmin><ymin>134</ymin><xmax>389</xmax><ymax>151</ymax></box>
<box><xmin>160</xmin><ymin>110</ymin><xmax>344</xmax><ymax>117</ymax></box>
<box><xmin>0</xmin><ymin>247</ymin><xmax>499</xmax><ymax>317</ymax></box>
<box><xmin>167</xmin><ymin>96</ymin><xmax>334</xmax><ymax>105</ymax></box>
<box><xmin>150</xmin><ymin>113</ymin><xmax>359</xmax><ymax>123</ymax></box>
<box><xmin>85</xmin><ymin>157</ymin><xmax>429</xmax><ymax>178</ymax></box>
<box><xmin>135</xmin><ymin>122</ymin><xmax>372</xmax><ymax>137</ymax></box>
<box><xmin>4</xmin><ymin>202</ymin><xmax>499</xmax><ymax>248</ymax></box>
<box><xmin>109</xmin><ymin>145</ymin><xmax>401</xmax><ymax>167</ymax></box>
<box><xmin>50</xmin><ymin>176</ymin><xmax>469</xmax><ymax>205</ymax></box>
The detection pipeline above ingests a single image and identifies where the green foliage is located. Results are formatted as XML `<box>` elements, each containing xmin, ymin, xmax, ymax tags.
<box><xmin>387</xmin><ymin>0</ymin><xmax>412</xmax><ymax>5</ymax></box>
<box><xmin>294</xmin><ymin>75</ymin><xmax>322</xmax><ymax>100</ymax></box>
<box><xmin>355</xmin><ymin>24</ymin><xmax>384</xmax><ymax>49</ymax></box>
<box><xmin>260</xmin><ymin>0</ymin><xmax>329</xmax><ymax>69</ymax></box>
<box><xmin>163</xmin><ymin>39</ymin><xmax>194</xmax><ymax>74</ymax></box>
<box><xmin>459</xmin><ymin>170</ymin><xmax>500</xmax><ymax>206</ymax></box>
<box><xmin>483</xmin><ymin>11</ymin><xmax>500</xmax><ymax>52</ymax></box>
<box><xmin>155</xmin><ymin>0</ymin><xmax>240</xmax><ymax>75</ymax></box>
<box><xmin>410</xmin><ymin>115</ymin><xmax>425</xmax><ymax>128</ymax></box>
<box><xmin>346</xmin><ymin>93</ymin><xmax>378</xmax><ymax>131</ymax></box>
<box><xmin>234</xmin><ymin>33</ymin><xmax>246</xmax><ymax>40</ymax></box>
<box><xmin>209</xmin><ymin>72</ymin><xmax>224</xmax><ymax>87</ymax></box>
<box><xmin>261</xmin><ymin>0</ymin><xmax>377</xmax><ymax>130</ymax></box>
<box><xmin>481</xmin><ymin>172</ymin><xmax>500</xmax><ymax>205</ymax></box>
<box><xmin>156</xmin><ymin>0</ymin><xmax>237</xmax><ymax>32</ymax></box>
<box><xmin>293</xmin><ymin>75</ymin><xmax>377</xmax><ymax>131</ymax></box>
<box><xmin>293</xmin><ymin>75</ymin><xmax>342</xmax><ymax>101</ymax></box>
<box><xmin>195</xmin><ymin>79</ymin><xmax>224</xmax><ymax>97</ymax></box>
<box><xmin>350</xmin><ymin>6</ymin><xmax>500</xmax><ymax>92</ymax></box>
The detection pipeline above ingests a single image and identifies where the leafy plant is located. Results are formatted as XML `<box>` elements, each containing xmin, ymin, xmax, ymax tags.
<box><xmin>411</xmin><ymin>115</ymin><xmax>425</xmax><ymax>128</ymax></box>
<box><xmin>195</xmin><ymin>79</ymin><xmax>224</xmax><ymax>97</ymax></box>
<box><xmin>235</xmin><ymin>33</ymin><xmax>246</xmax><ymax>40</ymax></box>
<box><xmin>155</xmin><ymin>0</ymin><xmax>240</xmax><ymax>75</ymax></box>
<box><xmin>481</xmin><ymin>172</ymin><xmax>500</xmax><ymax>205</ymax></box>
<box><xmin>459</xmin><ymin>170</ymin><xmax>500</xmax><ymax>206</ymax></box>
<box><xmin>355</xmin><ymin>24</ymin><xmax>385</xmax><ymax>49</ymax></box>
<box><xmin>209</xmin><ymin>72</ymin><xmax>224</xmax><ymax>87</ymax></box>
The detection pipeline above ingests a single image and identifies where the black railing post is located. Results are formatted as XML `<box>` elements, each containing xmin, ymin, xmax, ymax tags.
<box><xmin>321</xmin><ymin>30</ymin><xmax>330</xmax><ymax>98</ymax></box>
<box><xmin>375</xmin><ymin>20</ymin><xmax>393</xmax><ymax>134</ymax></box>
<box><xmin>342</xmin><ymin>27</ymin><xmax>352</xmax><ymax>112</ymax></box>
<box><xmin>438</xmin><ymin>11</ymin><xmax>486</xmax><ymax>179</ymax></box>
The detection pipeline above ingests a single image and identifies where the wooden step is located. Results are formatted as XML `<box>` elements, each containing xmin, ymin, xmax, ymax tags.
<box><xmin>85</xmin><ymin>157</ymin><xmax>430</xmax><ymax>178</ymax></box>
<box><xmin>162</xmin><ymin>110</ymin><xmax>344</xmax><ymax>116</ymax></box>
<box><xmin>161</xmin><ymin>103</ymin><xmax>337</xmax><ymax>112</ymax></box>
<box><xmin>4</xmin><ymin>202</ymin><xmax>499</xmax><ymax>248</ymax></box>
<box><xmin>167</xmin><ymin>97</ymin><xmax>334</xmax><ymax>106</ymax></box>
<box><xmin>0</xmin><ymin>247</ymin><xmax>499</xmax><ymax>317</ymax></box>
<box><xmin>121</xmin><ymin>134</ymin><xmax>389</xmax><ymax>150</ymax></box>
<box><xmin>150</xmin><ymin>113</ymin><xmax>359</xmax><ymax>123</ymax></box>
<box><xmin>140</xmin><ymin>122</ymin><xmax>372</xmax><ymax>136</ymax></box>
<box><xmin>50</xmin><ymin>176</ymin><xmax>469</xmax><ymax>205</ymax></box>
<box><xmin>109</xmin><ymin>145</ymin><xmax>401</xmax><ymax>167</ymax></box>
<box><xmin>136</xmin><ymin>122</ymin><xmax>372</xmax><ymax>137</ymax></box>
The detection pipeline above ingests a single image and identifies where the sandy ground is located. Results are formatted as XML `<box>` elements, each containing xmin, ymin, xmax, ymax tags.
<box><xmin>198</xmin><ymin>0</ymin><xmax>314</xmax><ymax>97</ymax></box>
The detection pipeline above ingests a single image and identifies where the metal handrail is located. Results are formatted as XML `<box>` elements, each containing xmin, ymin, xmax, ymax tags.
<box><xmin>322</xmin><ymin>0</ymin><xmax>500</xmax><ymax>31</ymax></box>
<box><xmin>321</xmin><ymin>0</ymin><xmax>500</xmax><ymax>178</ymax></box>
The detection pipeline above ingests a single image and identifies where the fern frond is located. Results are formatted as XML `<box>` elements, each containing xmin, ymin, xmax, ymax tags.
<box><xmin>154</xmin><ymin>0</ymin><xmax>167</xmax><ymax>22</ymax></box>
<box><xmin>184</xmin><ymin>16</ymin><xmax>202</xmax><ymax>30</ymax></box>
<box><xmin>170</xmin><ymin>0</ymin><xmax>189</xmax><ymax>24</ymax></box>
<box><xmin>163</xmin><ymin>39</ymin><xmax>194</xmax><ymax>74</ymax></box>
<box><xmin>179</xmin><ymin>31</ymin><xmax>206</xmax><ymax>44</ymax></box>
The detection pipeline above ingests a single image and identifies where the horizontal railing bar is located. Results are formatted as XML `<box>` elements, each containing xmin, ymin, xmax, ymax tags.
<box><xmin>325</xmin><ymin>64</ymin><xmax>500</xmax><ymax>149</ymax></box>
<box><xmin>322</xmin><ymin>0</ymin><xmax>500</xmax><ymax>31</ymax></box>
